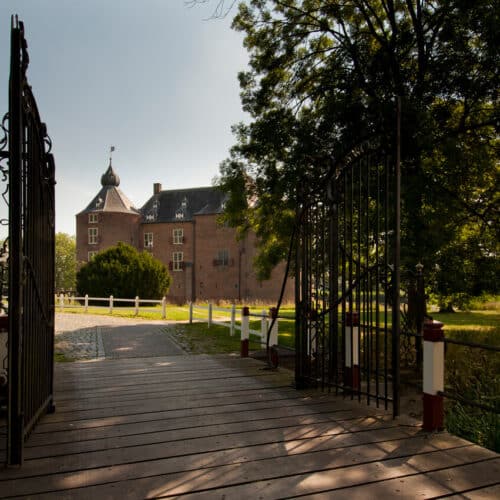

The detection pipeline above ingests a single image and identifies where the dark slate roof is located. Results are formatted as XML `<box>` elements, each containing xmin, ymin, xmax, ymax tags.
<box><xmin>78</xmin><ymin>164</ymin><xmax>139</xmax><ymax>215</ymax></box>
<box><xmin>140</xmin><ymin>186</ymin><xmax>227</xmax><ymax>223</ymax></box>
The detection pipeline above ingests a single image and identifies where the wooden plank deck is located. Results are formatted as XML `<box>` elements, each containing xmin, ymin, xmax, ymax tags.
<box><xmin>0</xmin><ymin>354</ymin><xmax>499</xmax><ymax>499</ymax></box>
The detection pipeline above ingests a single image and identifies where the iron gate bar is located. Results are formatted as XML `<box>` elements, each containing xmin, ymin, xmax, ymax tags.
<box><xmin>392</xmin><ymin>97</ymin><xmax>402</xmax><ymax>418</ymax></box>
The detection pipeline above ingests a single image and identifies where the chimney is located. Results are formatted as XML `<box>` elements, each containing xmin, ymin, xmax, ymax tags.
<box><xmin>153</xmin><ymin>183</ymin><xmax>162</xmax><ymax>195</ymax></box>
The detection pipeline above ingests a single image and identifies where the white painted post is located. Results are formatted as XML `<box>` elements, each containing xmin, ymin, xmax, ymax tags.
<box><xmin>135</xmin><ymin>296</ymin><xmax>140</xmax><ymax>316</ymax></box>
<box><xmin>109</xmin><ymin>295</ymin><xmax>113</xmax><ymax>314</ymax></box>
<box><xmin>241</xmin><ymin>306</ymin><xmax>250</xmax><ymax>357</ymax></box>
<box><xmin>261</xmin><ymin>309</ymin><xmax>267</xmax><ymax>346</ymax></box>
<box><xmin>423</xmin><ymin>320</ymin><xmax>445</xmax><ymax>431</ymax></box>
<box><xmin>161</xmin><ymin>296</ymin><xmax>167</xmax><ymax>319</ymax></box>
<box><xmin>230</xmin><ymin>304</ymin><xmax>236</xmax><ymax>336</ymax></box>
<box><xmin>189</xmin><ymin>302</ymin><xmax>193</xmax><ymax>324</ymax></box>
<box><xmin>269</xmin><ymin>307</ymin><xmax>279</xmax><ymax>346</ymax></box>
<box><xmin>345</xmin><ymin>311</ymin><xmax>360</xmax><ymax>390</ymax></box>
<box><xmin>84</xmin><ymin>294</ymin><xmax>89</xmax><ymax>313</ymax></box>
<box><xmin>59</xmin><ymin>293</ymin><xmax>64</xmax><ymax>311</ymax></box>
<box><xmin>208</xmin><ymin>302</ymin><xmax>213</xmax><ymax>328</ymax></box>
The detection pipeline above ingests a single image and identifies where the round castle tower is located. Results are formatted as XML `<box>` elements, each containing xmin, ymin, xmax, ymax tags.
<box><xmin>75</xmin><ymin>161</ymin><xmax>141</xmax><ymax>264</ymax></box>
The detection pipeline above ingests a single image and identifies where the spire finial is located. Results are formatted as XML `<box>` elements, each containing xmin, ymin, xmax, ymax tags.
<box><xmin>109</xmin><ymin>145</ymin><xmax>115</xmax><ymax>166</ymax></box>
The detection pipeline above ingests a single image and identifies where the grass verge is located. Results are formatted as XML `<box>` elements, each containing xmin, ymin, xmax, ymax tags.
<box><xmin>166</xmin><ymin>323</ymin><xmax>263</xmax><ymax>355</ymax></box>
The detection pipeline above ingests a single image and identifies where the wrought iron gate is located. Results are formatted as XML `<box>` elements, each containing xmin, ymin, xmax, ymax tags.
<box><xmin>295</xmin><ymin>106</ymin><xmax>401</xmax><ymax>417</ymax></box>
<box><xmin>0</xmin><ymin>17</ymin><xmax>56</xmax><ymax>466</ymax></box>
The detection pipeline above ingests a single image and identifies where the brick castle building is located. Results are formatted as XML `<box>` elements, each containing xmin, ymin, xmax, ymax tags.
<box><xmin>76</xmin><ymin>162</ymin><xmax>293</xmax><ymax>304</ymax></box>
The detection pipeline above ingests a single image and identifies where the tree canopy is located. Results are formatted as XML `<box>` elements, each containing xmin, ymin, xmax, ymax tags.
<box><xmin>76</xmin><ymin>243</ymin><xmax>171</xmax><ymax>299</ymax></box>
<box><xmin>55</xmin><ymin>233</ymin><xmax>77</xmax><ymax>292</ymax></box>
<box><xmin>217</xmin><ymin>0</ymin><xmax>499</xmax><ymax>304</ymax></box>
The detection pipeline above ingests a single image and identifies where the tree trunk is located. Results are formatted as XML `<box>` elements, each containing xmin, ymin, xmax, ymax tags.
<box><xmin>439</xmin><ymin>302</ymin><xmax>455</xmax><ymax>313</ymax></box>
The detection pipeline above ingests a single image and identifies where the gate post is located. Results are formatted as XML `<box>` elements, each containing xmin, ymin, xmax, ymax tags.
<box><xmin>269</xmin><ymin>307</ymin><xmax>279</xmax><ymax>346</ymax></box>
<box><xmin>423</xmin><ymin>319</ymin><xmax>445</xmax><ymax>431</ymax></box>
<box><xmin>345</xmin><ymin>311</ymin><xmax>360</xmax><ymax>390</ymax></box>
<box><xmin>415</xmin><ymin>263</ymin><xmax>425</xmax><ymax>368</ymax></box>
<box><xmin>230</xmin><ymin>304</ymin><xmax>236</xmax><ymax>336</ymax></box>
<box><xmin>161</xmin><ymin>296</ymin><xmax>167</xmax><ymax>319</ymax></box>
<box><xmin>84</xmin><ymin>294</ymin><xmax>89</xmax><ymax>313</ymax></box>
<box><xmin>241</xmin><ymin>306</ymin><xmax>249</xmax><ymax>357</ymax></box>
<box><xmin>109</xmin><ymin>295</ymin><xmax>113</xmax><ymax>314</ymax></box>
<box><xmin>189</xmin><ymin>301</ymin><xmax>193</xmax><ymax>324</ymax></box>
<box><xmin>135</xmin><ymin>296</ymin><xmax>139</xmax><ymax>316</ymax></box>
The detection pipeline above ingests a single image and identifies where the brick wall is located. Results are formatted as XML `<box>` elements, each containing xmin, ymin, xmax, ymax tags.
<box><xmin>194</xmin><ymin>215</ymin><xmax>242</xmax><ymax>302</ymax></box>
<box><xmin>139</xmin><ymin>221</ymin><xmax>194</xmax><ymax>304</ymax></box>
<box><xmin>76</xmin><ymin>210</ymin><xmax>294</xmax><ymax>304</ymax></box>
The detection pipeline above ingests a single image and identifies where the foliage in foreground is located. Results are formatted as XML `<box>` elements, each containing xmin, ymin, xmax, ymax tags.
<box><xmin>217</xmin><ymin>0</ymin><xmax>499</xmax><ymax>308</ymax></box>
<box><xmin>76</xmin><ymin>242</ymin><xmax>171</xmax><ymax>300</ymax></box>
<box><xmin>444</xmin><ymin>327</ymin><xmax>500</xmax><ymax>452</ymax></box>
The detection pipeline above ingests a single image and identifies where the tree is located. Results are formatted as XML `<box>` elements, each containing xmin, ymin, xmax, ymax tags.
<box><xmin>76</xmin><ymin>242</ymin><xmax>171</xmax><ymax>299</ymax></box>
<box><xmin>55</xmin><ymin>233</ymin><xmax>77</xmax><ymax>292</ymax></box>
<box><xmin>217</xmin><ymin>0</ymin><xmax>499</xmax><ymax>304</ymax></box>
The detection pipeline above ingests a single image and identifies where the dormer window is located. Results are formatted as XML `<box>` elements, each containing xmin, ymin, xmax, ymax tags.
<box><xmin>175</xmin><ymin>211</ymin><xmax>184</xmax><ymax>220</ymax></box>
<box><xmin>181</xmin><ymin>196</ymin><xmax>188</xmax><ymax>209</ymax></box>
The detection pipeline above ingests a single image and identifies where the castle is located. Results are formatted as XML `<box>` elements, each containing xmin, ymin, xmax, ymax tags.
<box><xmin>76</xmin><ymin>162</ymin><xmax>293</xmax><ymax>304</ymax></box>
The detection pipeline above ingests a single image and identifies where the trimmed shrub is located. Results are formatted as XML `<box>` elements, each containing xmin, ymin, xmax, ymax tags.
<box><xmin>77</xmin><ymin>242</ymin><xmax>171</xmax><ymax>299</ymax></box>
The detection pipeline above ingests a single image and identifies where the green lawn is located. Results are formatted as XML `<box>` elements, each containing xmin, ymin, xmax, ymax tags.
<box><xmin>166</xmin><ymin>322</ymin><xmax>263</xmax><ymax>354</ymax></box>
<box><xmin>57</xmin><ymin>303</ymin><xmax>499</xmax><ymax>346</ymax></box>
<box><xmin>433</xmin><ymin>310</ymin><xmax>499</xmax><ymax>344</ymax></box>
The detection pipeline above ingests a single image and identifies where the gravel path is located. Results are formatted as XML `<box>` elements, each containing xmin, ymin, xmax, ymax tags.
<box><xmin>55</xmin><ymin>313</ymin><xmax>185</xmax><ymax>360</ymax></box>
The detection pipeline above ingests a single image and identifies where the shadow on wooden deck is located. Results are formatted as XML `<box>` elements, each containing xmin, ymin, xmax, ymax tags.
<box><xmin>0</xmin><ymin>354</ymin><xmax>499</xmax><ymax>499</ymax></box>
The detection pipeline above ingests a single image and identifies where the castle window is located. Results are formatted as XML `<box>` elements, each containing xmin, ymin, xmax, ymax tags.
<box><xmin>88</xmin><ymin>213</ymin><xmax>98</xmax><ymax>224</ymax></box>
<box><xmin>88</xmin><ymin>227</ymin><xmax>98</xmax><ymax>245</ymax></box>
<box><xmin>144</xmin><ymin>232</ymin><xmax>153</xmax><ymax>248</ymax></box>
<box><xmin>88</xmin><ymin>251</ymin><xmax>98</xmax><ymax>261</ymax></box>
<box><xmin>214</xmin><ymin>249</ymin><xmax>229</xmax><ymax>266</ymax></box>
<box><xmin>172</xmin><ymin>251</ymin><xmax>183</xmax><ymax>271</ymax></box>
<box><xmin>173</xmin><ymin>228</ymin><xmax>184</xmax><ymax>245</ymax></box>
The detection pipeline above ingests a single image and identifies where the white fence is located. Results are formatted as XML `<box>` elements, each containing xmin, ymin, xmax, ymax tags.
<box><xmin>188</xmin><ymin>302</ymin><xmax>279</xmax><ymax>348</ymax></box>
<box><xmin>56</xmin><ymin>294</ymin><xmax>167</xmax><ymax>319</ymax></box>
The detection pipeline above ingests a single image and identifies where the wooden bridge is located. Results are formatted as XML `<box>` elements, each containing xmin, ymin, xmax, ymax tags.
<box><xmin>1</xmin><ymin>354</ymin><xmax>498</xmax><ymax>499</ymax></box>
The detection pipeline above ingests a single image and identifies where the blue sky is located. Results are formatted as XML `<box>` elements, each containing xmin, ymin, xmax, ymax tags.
<box><xmin>0</xmin><ymin>0</ymin><xmax>248</xmax><ymax>235</ymax></box>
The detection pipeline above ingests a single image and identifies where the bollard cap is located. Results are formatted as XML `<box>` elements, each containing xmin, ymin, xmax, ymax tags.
<box><xmin>423</xmin><ymin>319</ymin><xmax>444</xmax><ymax>342</ymax></box>
<box><xmin>345</xmin><ymin>311</ymin><xmax>359</xmax><ymax>326</ymax></box>
<box><xmin>242</xmin><ymin>306</ymin><xmax>250</xmax><ymax>316</ymax></box>
<box><xmin>270</xmin><ymin>307</ymin><xmax>278</xmax><ymax>319</ymax></box>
